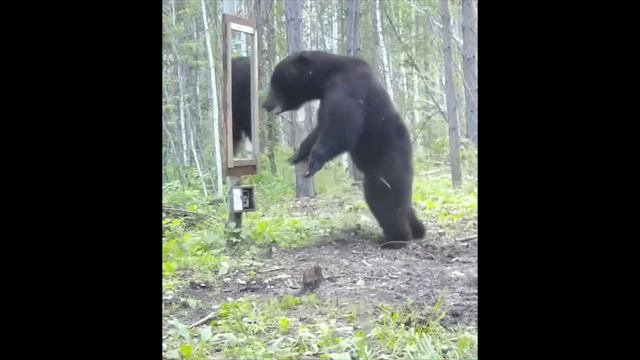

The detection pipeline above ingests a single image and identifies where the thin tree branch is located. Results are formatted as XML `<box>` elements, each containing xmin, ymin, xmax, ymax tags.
<box><xmin>411</xmin><ymin>110</ymin><xmax>441</xmax><ymax>146</ymax></box>
<box><xmin>383</xmin><ymin>6</ymin><xmax>448</xmax><ymax>124</ymax></box>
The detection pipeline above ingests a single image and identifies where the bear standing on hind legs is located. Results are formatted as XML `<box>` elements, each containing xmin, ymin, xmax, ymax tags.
<box><xmin>263</xmin><ymin>51</ymin><xmax>425</xmax><ymax>249</ymax></box>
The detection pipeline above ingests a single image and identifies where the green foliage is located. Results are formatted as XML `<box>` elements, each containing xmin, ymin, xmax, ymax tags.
<box><xmin>244</xmin><ymin>146</ymin><xmax>295</xmax><ymax>203</ymax></box>
<box><xmin>244</xmin><ymin>146</ymin><xmax>357</xmax><ymax>204</ymax></box>
<box><xmin>413</xmin><ymin>174</ymin><xmax>476</xmax><ymax>226</ymax></box>
<box><xmin>162</xmin><ymin>153</ymin><xmax>477</xmax><ymax>279</ymax></box>
<box><xmin>411</xmin><ymin>149</ymin><xmax>477</xmax><ymax>231</ymax></box>
<box><xmin>164</xmin><ymin>296</ymin><xmax>477</xmax><ymax>360</ymax></box>
<box><xmin>163</xmin><ymin>176</ymin><xmax>219</xmax><ymax>214</ymax></box>
<box><xmin>246</xmin><ymin>214</ymin><xmax>329</xmax><ymax>248</ymax></box>
<box><xmin>278</xmin><ymin>294</ymin><xmax>303</xmax><ymax>310</ymax></box>
<box><xmin>313</xmin><ymin>158</ymin><xmax>356</xmax><ymax>197</ymax></box>
<box><xmin>162</xmin><ymin>214</ymin><xmax>229</xmax><ymax>278</ymax></box>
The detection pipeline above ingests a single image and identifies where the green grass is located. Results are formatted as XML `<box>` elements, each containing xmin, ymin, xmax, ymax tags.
<box><xmin>163</xmin><ymin>150</ymin><xmax>477</xmax><ymax>359</ymax></box>
<box><xmin>163</xmin><ymin>150</ymin><xmax>476</xmax><ymax>282</ymax></box>
<box><xmin>413</xmin><ymin>172</ymin><xmax>477</xmax><ymax>231</ymax></box>
<box><xmin>163</xmin><ymin>295</ymin><xmax>477</xmax><ymax>360</ymax></box>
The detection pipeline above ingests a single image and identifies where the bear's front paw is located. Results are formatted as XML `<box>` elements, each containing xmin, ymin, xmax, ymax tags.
<box><xmin>290</xmin><ymin>152</ymin><xmax>309</xmax><ymax>165</ymax></box>
<box><xmin>304</xmin><ymin>159</ymin><xmax>323</xmax><ymax>178</ymax></box>
<box><xmin>303</xmin><ymin>168</ymin><xmax>314</xmax><ymax>178</ymax></box>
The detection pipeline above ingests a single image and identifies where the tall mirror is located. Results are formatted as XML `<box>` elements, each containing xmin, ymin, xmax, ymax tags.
<box><xmin>223</xmin><ymin>15</ymin><xmax>258</xmax><ymax>176</ymax></box>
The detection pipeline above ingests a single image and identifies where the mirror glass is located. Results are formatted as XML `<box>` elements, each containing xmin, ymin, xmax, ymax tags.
<box><xmin>231</xmin><ymin>28</ymin><xmax>254</xmax><ymax>161</ymax></box>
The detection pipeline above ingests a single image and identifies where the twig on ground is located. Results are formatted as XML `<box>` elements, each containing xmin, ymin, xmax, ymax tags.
<box><xmin>188</xmin><ymin>309</ymin><xmax>219</xmax><ymax>328</ymax></box>
<box><xmin>456</xmin><ymin>235</ymin><xmax>477</xmax><ymax>242</ymax></box>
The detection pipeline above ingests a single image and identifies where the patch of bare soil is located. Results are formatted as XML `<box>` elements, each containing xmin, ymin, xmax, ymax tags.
<box><xmin>163</xmin><ymin>224</ymin><xmax>477</xmax><ymax>331</ymax></box>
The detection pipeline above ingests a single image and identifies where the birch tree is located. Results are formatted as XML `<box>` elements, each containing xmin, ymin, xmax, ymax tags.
<box><xmin>187</xmin><ymin>114</ymin><xmax>209</xmax><ymax>196</ymax></box>
<box><xmin>201</xmin><ymin>0</ymin><xmax>223</xmax><ymax>197</ymax></box>
<box><xmin>345</xmin><ymin>0</ymin><xmax>364</xmax><ymax>185</ymax></box>
<box><xmin>286</xmin><ymin>0</ymin><xmax>315</xmax><ymax>198</ymax></box>
<box><xmin>256</xmin><ymin>0</ymin><xmax>278</xmax><ymax>174</ymax></box>
<box><xmin>440</xmin><ymin>0</ymin><xmax>462</xmax><ymax>187</ymax></box>
<box><xmin>373</xmin><ymin>0</ymin><xmax>393</xmax><ymax>102</ymax></box>
<box><xmin>461</xmin><ymin>0</ymin><xmax>477</xmax><ymax>144</ymax></box>
<box><xmin>411</xmin><ymin>0</ymin><xmax>421</xmax><ymax>149</ymax></box>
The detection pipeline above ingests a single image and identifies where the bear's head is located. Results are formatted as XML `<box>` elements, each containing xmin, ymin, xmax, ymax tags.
<box><xmin>262</xmin><ymin>51</ymin><xmax>320</xmax><ymax>114</ymax></box>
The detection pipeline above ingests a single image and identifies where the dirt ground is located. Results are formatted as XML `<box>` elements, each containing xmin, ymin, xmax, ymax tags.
<box><xmin>163</xmin><ymin>221</ymin><xmax>477</xmax><ymax>332</ymax></box>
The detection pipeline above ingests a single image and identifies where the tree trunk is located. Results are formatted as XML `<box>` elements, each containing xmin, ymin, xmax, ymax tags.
<box><xmin>304</xmin><ymin>0</ymin><xmax>311</xmax><ymax>48</ymax></box>
<box><xmin>182</xmin><ymin>56</ymin><xmax>209</xmax><ymax>196</ymax></box>
<box><xmin>320</xmin><ymin>0</ymin><xmax>328</xmax><ymax>51</ymax></box>
<box><xmin>173</xmin><ymin>56</ymin><xmax>189</xmax><ymax>168</ymax></box>
<box><xmin>345</xmin><ymin>0</ymin><xmax>364</xmax><ymax>186</ymax></box>
<box><xmin>374</xmin><ymin>0</ymin><xmax>393</xmax><ymax>102</ymax></box>
<box><xmin>411</xmin><ymin>0</ymin><xmax>421</xmax><ymax>151</ymax></box>
<box><xmin>286</xmin><ymin>0</ymin><xmax>315</xmax><ymax>198</ymax></box>
<box><xmin>193</xmin><ymin>71</ymin><xmax>203</xmax><ymax>142</ymax></box>
<box><xmin>345</xmin><ymin>0</ymin><xmax>361</xmax><ymax>57</ymax></box>
<box><xmin>294</xmin><ymin>105</ymin><xmax>316</xmax><ymax>197</ymax></box>
<box><xmin>440</xmin><ymin>0</ymin><xmax>462</xmax><ymax>188</ymax></box>
<box><xmin>187</xmin><ymin>116</ymin><xmax>209</xmax><ymax>197</ymax></box>
<box><xmin>257</xmin><ymin>0</ymin><xmax>268</xmax><ymax>159</ymax></box>
<box><xmin>257</xmin><ymin>0</ymin><xmax>278</xmax><ymax>175</ymax></box>
<box><xmin>163</xmin><ymin>118</ymin><xmax>185</xmax><ymax>185</ymax></box>
<box><xmin>168</xmin><ymin>1</ymin><xmax>189</xmax><ymax>168</ymax></box>
<box><xmin>371</xmin><ymin>1</ymin><xmax>380</xmax><ymax>76</ymax></box>
<box><xmin>400</xmin><ymin>51</ymin><xmax>408</xmax><ymax>112</ymax></box>
<box><xmin>200</xmin><ymin>0</ymin><xmax>224</xmax><ymax>198</ymax></box>
<box><xmin>461</xmin><ymin>0</ymin><xmax>477</xmax><ymax>145</ymax></box>
<box><xmin>162</xmin><ymin>65</ymin><xmax>186</xmax><ymax>184</ymax></box>
<box><xmin>333</xmin><ymin>0</ymin><xmax>339</xmax><ymax>53</ymax></box>
<box><xmin>193</xmin><ymin>65</ymin><xmax>216</xmax><ymax>194</ymax></box>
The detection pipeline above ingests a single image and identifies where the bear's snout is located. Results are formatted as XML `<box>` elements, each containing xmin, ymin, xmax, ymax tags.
<box><xmin>262</xmin><ymin>92</ymin><xmax>283</xmax><ymax>114</ymax></box>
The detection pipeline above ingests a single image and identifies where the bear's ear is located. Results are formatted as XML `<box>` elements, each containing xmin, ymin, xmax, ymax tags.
<box><xmin>295</xmin><ymin>51</ymin><xmax>312</xmax><ymax>67</ymax></box>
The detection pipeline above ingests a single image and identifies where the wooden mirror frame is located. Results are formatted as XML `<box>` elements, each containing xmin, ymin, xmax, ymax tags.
<box><xmin>222</xmin><ymin>14</ymin><xmax>259</xmax><ymax>177</ymax></box>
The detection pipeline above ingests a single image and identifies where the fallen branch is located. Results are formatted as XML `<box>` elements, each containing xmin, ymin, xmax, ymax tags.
<box><xmin>365</xmin><ymin>276</ymin><xmax>394</xmax><ymax>281</ymax></box>
<box><xmin>424</xmin><ymin>168</ymin><xmax>445</xmax><ymax>175</ymax></box>
<box><xmin>260</xmin><ymin>267</ymin><xmax>285</xmax><ymax>274</ymax></box>
<box><xmin>162</xmin><ymin>206</ymin><xmax>206</xmax><ymax>217</ymax></box>
<box><xmin>456</xmin><ymin>235</ymin><xmax>477</xmax><ymax>242</ymax></box>
<box><xmin>421</xmin><ymin>251</ymin><xmax>438</xmax><ymax>260</ymax></box>
<box><xmin>413</xmin><ymin>244</ymin><xmax>438</xmax><ymax>260</ymax></box>
<box><xmin>287</xmin><ymin>278</ymin><xmax>301</xmax><ymax>289</ymax></box>
<box><xmin>188</xmin><ymin>309</ymin><xmax>218</xmax><ymax>328</ymax></box>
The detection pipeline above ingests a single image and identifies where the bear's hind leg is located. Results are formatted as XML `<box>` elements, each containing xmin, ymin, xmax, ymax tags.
<box><xmin>364</xmin><ymin>177</ymin><xmax>412</xmax><ymax>249</ymax></box>
<box><xmin>408</xmin><ymin>208</ymin><xmax>426</xmax><ymax>239</ymax></box>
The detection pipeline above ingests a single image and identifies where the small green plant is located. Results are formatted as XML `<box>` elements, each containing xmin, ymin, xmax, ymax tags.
<box><xmin>277</xmin><ymin>317</ymin><xmax>290</xmax><ymax>335</ymax></box>
<box><xmin>279</xmin><ymin>294</ymin><xmax>302</xmax><ymax>310</ymax></box>
<box><xmin>164</xmin><ymin>296</ymin><xmax>476</xmax><ymax>360</ymax></box>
